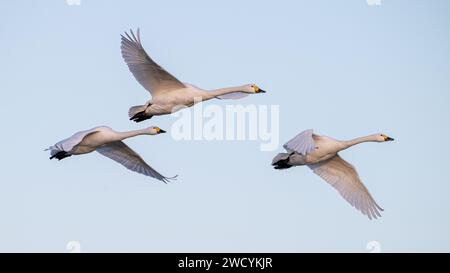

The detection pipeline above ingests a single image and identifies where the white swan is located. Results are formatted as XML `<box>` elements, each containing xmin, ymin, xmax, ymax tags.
<box><xmin>121</xmin><ymin>29</ymin><xmax>267</xmax><ymax>122</ymax></box>
<box><xmin>272</xmin><ymin>130</ymin><xmax>394</xmax><ymax>219</ymax></box>
<box><xmin>46</xmin><ymin>126</ymin><xmax>175</xmax><ymax>183</ymax></box>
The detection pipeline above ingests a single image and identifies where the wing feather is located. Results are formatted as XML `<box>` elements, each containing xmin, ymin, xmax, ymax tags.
<box><xmin>121</xmin><ymin>28</ymin><xmax>185</xmax><ymax>96</ymax></box>
<box><xmin>283</xmin><ymin>129</ymin><xmax>316</xmax><ymax>155</ymax></box>
<box><xmin>47</xmin><ymin>127</ymin><xmax>104</xmax><ymax>155</ymax></box>
<box><xmin>96</xmin><ymin>141</ymin><xmax>176</xmax><ymax>183</ymax></box>
<box><xmin>308</xmin><ymin>155</ymin><xmax>383</xmax><ymax>219</ymax></box>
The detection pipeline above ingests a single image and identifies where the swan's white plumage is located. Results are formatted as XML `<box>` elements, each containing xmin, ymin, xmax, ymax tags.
<box><xmin>121</xmin><ymin>29</ymin><xmax>185</xmax><ymax>96</ymax></box>
<box><xmin>47</xmin><ymin>127</ymin><xmax>103</xmax><ymax>157</ymax></box>
<box><xmin>120</xmin><ymin>28</ymin><xmax>266</xmax><ymax>122</ymax></box>
<box><xmin>47</xmin><ymin>126</ymin><xmax>174</xmax><ymax>183</ymax></box>
<box><xmin>273</xmin><ymin>129</ymin><xmax>393</xmax><ymax>220</ymax></box>
<box><xmin>216</xmin><ymin>92</ymin><xmax>249</xmax><ymax>100</ymax></box>
<box><xmin>283</xmin><ymin>129</ymin><xmax>316</xmax><ymax>155</ymax></box>
<box><xmin>308</xmin><ymin>155</ymin><xmax>383</xmax><ymax>220</ymax></box>
<box><xmin>96</xmin><ymin>141</ymin><xmax>174</xmax><ymax>183</ymax></box>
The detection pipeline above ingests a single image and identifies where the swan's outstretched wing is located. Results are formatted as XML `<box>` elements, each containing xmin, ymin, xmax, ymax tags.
<box><xmin>96</xmin><ymin>141</ymin><xmax>175</xmax><ymax>183</ymax></box>
<box><xmin>308</xmin><ymin>155</ymin><xmax>383</xmax><ymax>220</ymax></box>
<box><xmin>121</xmin><ymin>28</ymin><xmax>186</xmax><ymax>96</ymax></box>
<box><xmin>283</xmin><ymin>129</ymin><xmax>316</xmax><ymax>155</ymax></box>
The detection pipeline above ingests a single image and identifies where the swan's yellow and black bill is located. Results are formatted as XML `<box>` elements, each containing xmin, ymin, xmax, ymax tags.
<box><xmin>385</xmin><ymin>136</ymin><xmax>394</xmax><ymax>141</ymax></box>
<box><xmin>252</xmin><ymin>85</ymin><xmax>267</xmax><ymax>93</ymax></box>
<box><xmin>156</xmin><ymin>127</ymin><xmax>166</xmax><ymax>134</ymax></box>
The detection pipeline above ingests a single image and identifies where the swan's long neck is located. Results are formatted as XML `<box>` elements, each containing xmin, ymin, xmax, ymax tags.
<box><xmin>202</xmin><ymin>86</ymin><xmax>245</xmax><ymax>100</ymax></box>
<box><xmin>341</xmin><ymin>135</ymin><xmax>378</xmax><ymax>150</ymax></box>
<box><xmin>116</xmin><ymin>129</ymin><xmax>150</xmax><ymax>141</ymax></box>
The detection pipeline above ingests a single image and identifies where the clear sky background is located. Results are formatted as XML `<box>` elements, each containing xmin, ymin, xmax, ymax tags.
<box><xmin>1</xmin><ymin>0</ymin><xmax>449</xmax><ymax>252</ymax></box>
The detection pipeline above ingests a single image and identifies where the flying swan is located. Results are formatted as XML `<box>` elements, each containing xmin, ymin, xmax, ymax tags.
<box><xmin>272</xmin><ymin>130</ymin><xmax>394</xmax><ymax>219</ymax></box>
<box><xmin>121</xmin><ymin>28</ymin><xmax>267</xmax><ymax>122</ymax></box>
<box><xmin>46</xmin><ymin>126</ymin><xmax>175</xmax><ymax>183</ymax></box>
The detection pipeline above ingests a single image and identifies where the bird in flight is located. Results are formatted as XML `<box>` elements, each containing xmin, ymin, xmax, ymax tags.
<box><xmin>272</xmin><ymin>130</ymin><xmax>394</xmax><ymax>219</ymax></box>
<box><xmin>121</xmin><ymin>28</ymin><xmax>267</xmax><ymax>122</ymax></box>
<box><xmin>46</xmin><ymin>126</ymin><xmax>176</xmax><ymax>183</ymax></box>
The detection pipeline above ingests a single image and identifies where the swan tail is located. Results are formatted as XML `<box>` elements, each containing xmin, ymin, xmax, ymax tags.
<box><xmin>272</xmin><ymin>153</ymin><xmax>293</xmax><ymax>170</ymax></box>
<box><xmin>50</xmin><ymin>151</ymin><xmax>72</xmax><ymax>160</ymax></box>
<box><xmin>128</xmin><ymin>104</ymin><xmax>147</xmax><ymax>118</ymax></box>
<box><xmin>128</xmin><ymin>105</ymin><xmax>152</xmax><ymax>123</ymax></box>
<box><xmin>47</xmin><ymin>146</ymin><xmax>71</xmax><ymax>161</ymax></box>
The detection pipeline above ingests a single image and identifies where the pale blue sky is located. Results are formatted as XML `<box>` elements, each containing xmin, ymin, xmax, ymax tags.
<box><xmin>1</xmin><ymin>0</ymin><xmax>450</xmax><ymax>252</ymax></box>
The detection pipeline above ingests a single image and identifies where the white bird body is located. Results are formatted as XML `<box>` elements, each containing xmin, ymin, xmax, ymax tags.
<box><xmin>142</xmin><ymin>84</ymin><xmax>204</xmax><ymax>115</ymax></box>
<box><xmin>67</xmin><ymin>126</ymin><xmax>119</xmax><ymax>154</ymax></box>
<box><xmin>47</xmin><ymin>126</ymin><xmax>175</xmax><ymax>183</ymax></box>
<box><xmin>297</xmin><ymin>135</ymin><xmax>343</xmax><ymax>165</ymax></box>
<box><xmin>140</xmin><ymin>84</ymin><xmax>257</xmax><ymax>116</ymax></box>
<box><xmin>273</xmin><ymin>130</ymin><xmax>394</xmax><ymax>219</ymax></box>
<box><xmin>121</xmin><ymin>29</ymin><xmax>266</xmax><ymax>122</ymax></box>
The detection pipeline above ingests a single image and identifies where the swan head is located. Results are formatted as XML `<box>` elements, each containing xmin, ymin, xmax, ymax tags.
<box><xmin>244</xmin><ymin>84</ymin><xmax>266</xmax><ymax>94</ymax></box>
<box><xmin>376</xmin><ymin>134</ymin><xmax>394</xmax><ymax>142</ymax></box>
<box><xmin>148</xmin><ymin>126</ymin><xmax>166</xmax><ymax>135</ymax></box>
